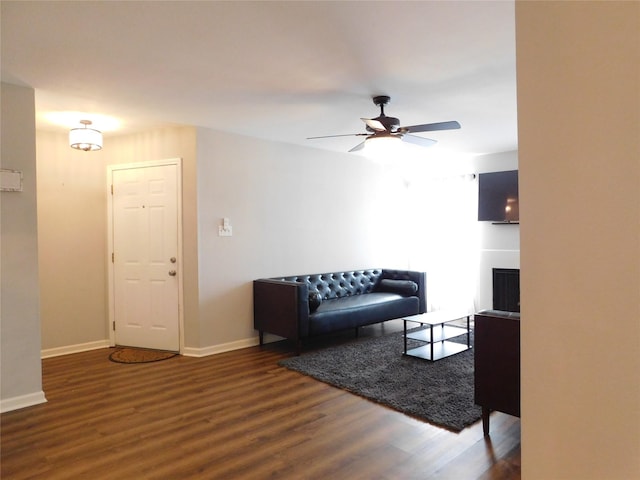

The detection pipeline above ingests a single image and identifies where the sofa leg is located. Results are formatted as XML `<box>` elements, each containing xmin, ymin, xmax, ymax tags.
<box><xmin>259</xmin><ymin>331</ymin><xmax>264</xmax><ymax>346</ymax></box>
<box><xmin>296</xmin><ymin>339</ymin><xmax>302</xmax><ymax>356</ymax></box>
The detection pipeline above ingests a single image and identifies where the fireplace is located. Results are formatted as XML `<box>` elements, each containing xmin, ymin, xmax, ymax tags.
<box><xmin>493</xmin><ymin>268</ymin><xmax>520</xmax><ymax>312</ymax></box>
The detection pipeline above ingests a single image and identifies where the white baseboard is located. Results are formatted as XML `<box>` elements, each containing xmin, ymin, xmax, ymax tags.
<box><xmin>41</xmin><ymin>340</ymin><xmax>111</xmax><ymax>359</ymax></box>
<box><xmin>182</xmin><ymin>336</ymin><xmax>260</xmax><ymax>357</ymax></box>
<box><xmin>1</xmin><ymin>391</ymin><xmax>47</xmax><ymax>413</ymax></box>
<box><xmin>40</xmin><ymin>336</ymin><xmax>276</xmax><ymax>359</ymax></box>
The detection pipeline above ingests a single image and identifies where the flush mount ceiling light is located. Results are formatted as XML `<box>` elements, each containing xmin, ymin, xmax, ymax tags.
<box><xmin>69</xmin><ymin>120</ymin><xmax>103</xmax><ymax>151</ymax></box>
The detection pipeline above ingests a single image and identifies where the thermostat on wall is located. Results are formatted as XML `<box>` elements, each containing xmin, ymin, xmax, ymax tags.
<box><xmin>0</xmin><ymin>169</ymin><xmax>23</xmax><ymax>192</ymax></box>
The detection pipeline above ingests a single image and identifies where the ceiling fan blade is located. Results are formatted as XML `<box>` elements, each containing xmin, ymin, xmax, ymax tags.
<box><xmin>360</xmin><ymin>118</ymin><xmax>386</xmax><ymax>131</ymax></box>
<box><xmin>348</xmin><ymin>141</ymin><xmax>366</xmax><ymax>152</ymax></box>
<box><xmin>307</xmin><ymin>133</ymin><xmax>368</xmax><ymax>140</ymax></box>
<box><xmin>402</xmin><ymin>121</ymin><xmax>461</xmax><ymax>133</ymax></box>
<box><xmin>402</xmin><ymin>134</ymin><xmax>437</xmax><ymax>148</ymax></box>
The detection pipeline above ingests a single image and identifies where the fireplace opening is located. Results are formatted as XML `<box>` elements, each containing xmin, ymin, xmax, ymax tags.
<box><xmin>493</xmin><ymin>268</ymin><xmax>520</xmax><ymax>312</ymax></box>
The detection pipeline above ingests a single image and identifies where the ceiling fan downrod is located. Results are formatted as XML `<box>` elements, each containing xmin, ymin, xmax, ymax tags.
<box><xmin>373</xmin><ymin>95</ymin><xmax>390</xmax><ymax>114</ymax></box>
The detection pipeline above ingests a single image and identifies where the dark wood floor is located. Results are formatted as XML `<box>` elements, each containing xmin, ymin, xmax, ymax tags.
<box><xmin>1</xmin><ymin>321</ymin><xmax>520</xmax><ymax>479</ymax></box>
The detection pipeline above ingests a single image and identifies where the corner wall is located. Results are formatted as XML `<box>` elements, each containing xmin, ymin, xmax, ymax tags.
<box><xmin>0</xmin><ymin>82</ymin><xmax>46</xmax><ymax>412</ymax></box>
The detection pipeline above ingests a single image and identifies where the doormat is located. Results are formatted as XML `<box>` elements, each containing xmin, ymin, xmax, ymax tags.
<box><xmin>109</xmin><ymin>347</ymin><xmax>178</xmax><ymax>364</ymax></box>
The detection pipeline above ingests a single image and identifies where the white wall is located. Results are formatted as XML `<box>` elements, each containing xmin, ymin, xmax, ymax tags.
<box><xmin>474</xmin><ymin>150</ymin><xmax>520</xmax><ymax>310</ymax></box>
<box><xmin>35</xmin><ymin>121</ymin><xmax>519</xmax><ymax>356</ymax></box>
<box><xmin>36</xmin><ymin>131</ymin><xmax>109</xmax><ymax>355</ymax></box>
<box><xmin>36</xmin><ymin>127</ymin><xmax>201</xmax><ymax>355</ymax></box>
<box><xmin>194</xmin><ymin>128</ymin><xmax>410</xmax><ymax>352</ymax></box>
<box><xmin>35</xmin><ymin>124</ymin><xmax>409</xmax><ymax>356</ymax></box>
<box><xmin>516</xmin><ymin>2</ymin><xmax>639</xmax><ymax>479</ymax></box>
<box><xmin>0</xmin><ymin>83</ymin><xmax>46</xmax><ymax>412</ymax></box>
<box><xmin>35</xmin><ymin>127</ymin><xmax>199</xmax><ymax>354</ymax></box>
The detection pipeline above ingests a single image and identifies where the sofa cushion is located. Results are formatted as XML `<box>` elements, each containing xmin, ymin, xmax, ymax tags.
<box><xmin>377</xmin><ymin>279</ymin><xmax>418</xmax><ymax>296</ymax></box>
<box><xmin>309</xmin><ymin>293</ymin><xmax>419</xmax><ymax>335</ymax></box>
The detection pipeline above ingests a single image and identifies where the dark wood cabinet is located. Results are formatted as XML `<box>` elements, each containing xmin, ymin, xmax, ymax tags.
<box><xmin>474</xmin><ymin>310</ymin><xmax>520</xmax><ymax>435</ymax></box>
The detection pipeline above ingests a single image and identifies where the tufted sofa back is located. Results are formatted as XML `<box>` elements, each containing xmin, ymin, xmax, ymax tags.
<box><xmin>273</xmin><ymin>269</ymin><xmax>383</xmax><ymax>301</ymax></box>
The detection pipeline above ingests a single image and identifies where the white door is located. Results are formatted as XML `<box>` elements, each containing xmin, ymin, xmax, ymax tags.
<box><xmin>111</xmin><ymin>163</ymin><xmax>180</xmax><ymax>351</ymax></box>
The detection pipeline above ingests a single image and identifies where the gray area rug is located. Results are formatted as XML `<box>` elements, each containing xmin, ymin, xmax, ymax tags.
<box><xmin>279</xmin><ymin>330</ymin><xmax>481</xmax><ymax>432</ymax></box>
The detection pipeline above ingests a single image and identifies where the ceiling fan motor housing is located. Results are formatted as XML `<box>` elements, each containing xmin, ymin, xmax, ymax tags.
<box><xmin>369</xmin><ymin>95</ymin><xmax>400</xmax><ymax>132</ymax></box>
<box><xmin>370</xmin><ymin>115</ymin><xmax>400</xmax><ymax>132</ymax></box>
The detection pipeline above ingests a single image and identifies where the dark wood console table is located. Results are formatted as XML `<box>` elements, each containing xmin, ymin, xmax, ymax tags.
<box><xmin>474</xmin><ymin>310</ymin><xmax>520</xmax><ymax>436</ymax></box>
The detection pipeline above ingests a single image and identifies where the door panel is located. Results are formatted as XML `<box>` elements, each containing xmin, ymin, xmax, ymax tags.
<box><xmin>112</xmin><ymin>164</ymin><xmax>179</xmax><ymax>351</ymax></box>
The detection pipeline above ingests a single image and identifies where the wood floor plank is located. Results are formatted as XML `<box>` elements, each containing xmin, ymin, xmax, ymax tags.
<box><xmin>1</xmin><ymin>322</ymin><xmax>520</xmax><ymax>479</ymax></box>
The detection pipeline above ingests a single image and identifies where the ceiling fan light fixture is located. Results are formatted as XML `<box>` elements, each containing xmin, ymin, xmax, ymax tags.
<box><xmin>307</xmin><ymin>95</ymin><xmax>460</xmax><ymax>154</ymax></box>
<box><xmin>69</xmin><ymin>120</ymin><xmax>103</xmax><ymax>151</ymax></box>
<box><xmin>364</xmin><ymin>134</ymin><xmax>402</xmax><ymax>156</ymax></box>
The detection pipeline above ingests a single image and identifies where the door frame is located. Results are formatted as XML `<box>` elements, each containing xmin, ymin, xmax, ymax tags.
<box><xmin>106</xmin><ymin>158</ymin><xmax>184</xmax><ymax>353</ymax></box>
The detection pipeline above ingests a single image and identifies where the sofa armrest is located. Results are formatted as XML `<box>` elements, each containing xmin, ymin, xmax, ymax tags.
<box><xmin>253</xmin><ymin>279</ymin><xmax>310</xmax><ymax>342</ymax></box>
<box><xmin>381</xmin><ymin>269</ymin><xmax>427</xmax><ymax>314</ymax></box>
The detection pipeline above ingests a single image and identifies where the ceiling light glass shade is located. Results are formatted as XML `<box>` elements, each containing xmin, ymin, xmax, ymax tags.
<box><xmin>69</xmin><ymin>120</ymin><xmax>103</xmax><ymax>151</ymax></box>
<box><xmin>364</xmin><ymin>134</ymin><xmax>402</xmax><ymax>157</ymax></box>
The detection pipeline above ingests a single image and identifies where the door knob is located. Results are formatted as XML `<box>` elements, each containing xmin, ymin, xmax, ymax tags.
<box><xmin>168</xmin><ymin>270</ymin><xmax>177</xmax><ymax>276</ymax></box>
<box><xmin>170</xmin><ymin>257</ymin><xmax>177</xmax><ymax>263</ymax></box>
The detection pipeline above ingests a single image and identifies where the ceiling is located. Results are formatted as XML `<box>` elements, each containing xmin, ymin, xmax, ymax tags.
<box><xmin>1</xmin><ymin>1</ymin><xmax>517</xmax><ymax>157</ymax></box>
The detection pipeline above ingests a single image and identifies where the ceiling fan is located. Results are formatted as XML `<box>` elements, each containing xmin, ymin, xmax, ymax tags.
<box><xmin>308</xmin><ymin>95</ymin><xmax>461</xmax><ymax>152</ymax></box>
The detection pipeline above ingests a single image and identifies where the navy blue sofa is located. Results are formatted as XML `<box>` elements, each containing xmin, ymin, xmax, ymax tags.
<box><xmin>253</xmin><ymin>268</ymin><xmax>426</xmax><ymax>353</ymax></box>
